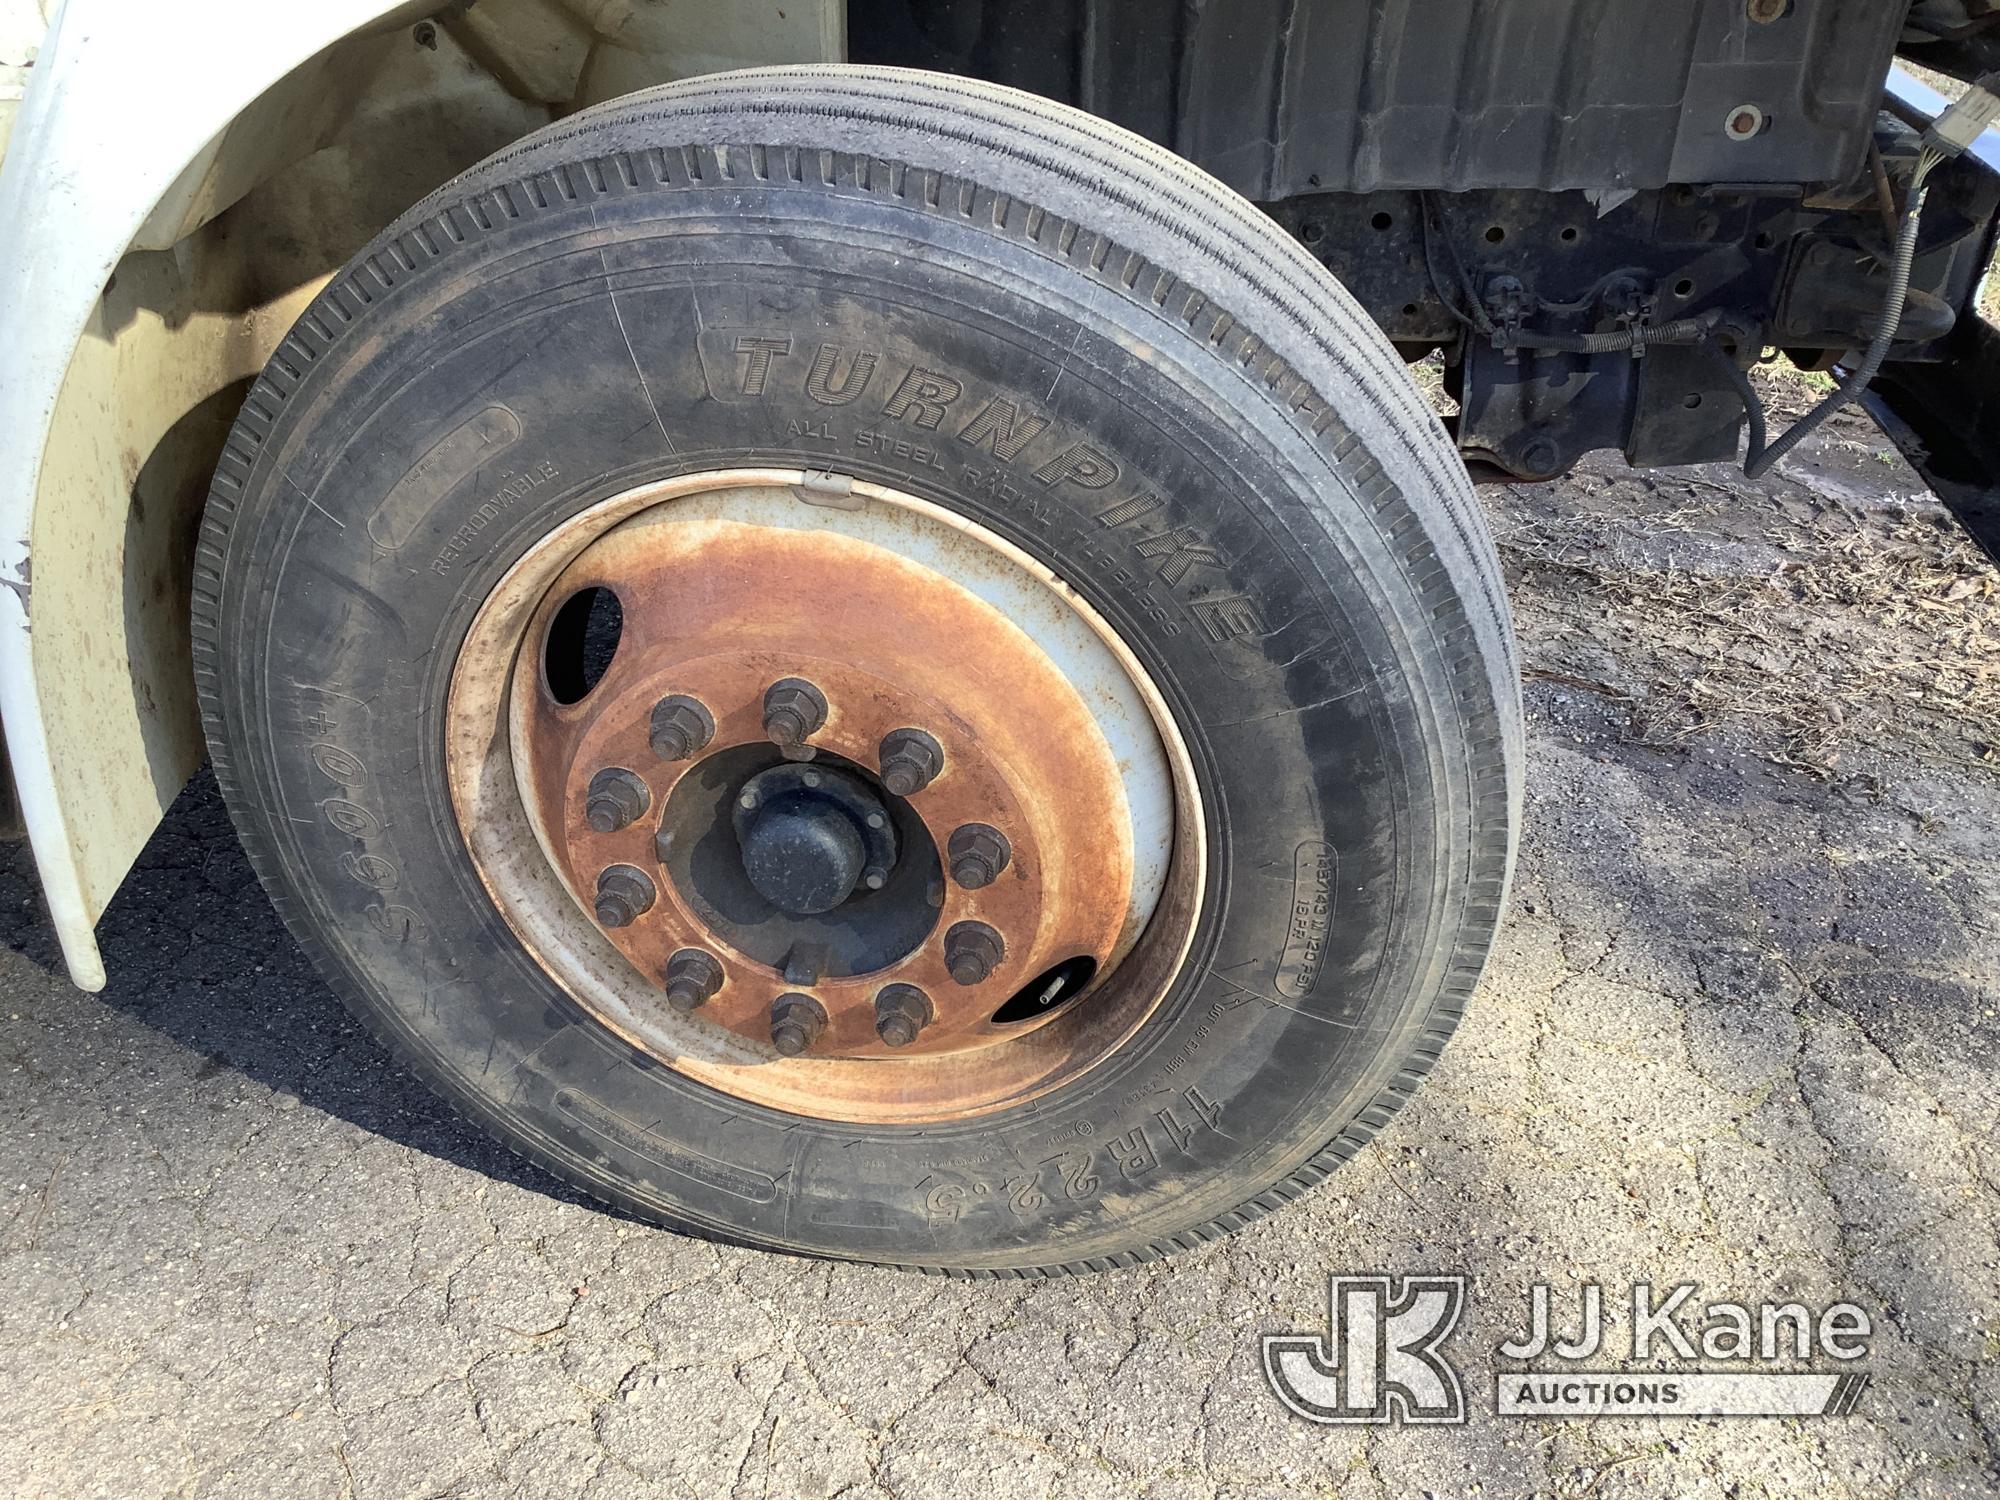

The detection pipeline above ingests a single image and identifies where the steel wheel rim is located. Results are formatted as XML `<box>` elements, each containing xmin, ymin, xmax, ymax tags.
<box><xmin>444</xmin><ymin>469</ymin><xmax>1204</xmax><ymax>1124</ymax></box>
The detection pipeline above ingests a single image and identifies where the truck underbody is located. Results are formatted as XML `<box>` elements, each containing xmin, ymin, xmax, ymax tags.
<box><xmin>858</xmin><ymin>0</ymin><xmax>2000</xmax><ymax>550</ymax></box>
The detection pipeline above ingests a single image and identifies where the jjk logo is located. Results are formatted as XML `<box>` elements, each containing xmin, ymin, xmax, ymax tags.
<box><xmin>1263</xmin><ymin>1275</ymin><xmax>1467</xmax><ymax>1425</ymax></box>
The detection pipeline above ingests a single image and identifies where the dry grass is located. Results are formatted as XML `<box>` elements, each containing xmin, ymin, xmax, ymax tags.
<box><xmin>1497</xmin><ymin>459</ymin><xmax>2000</xmax><ymax>775</ymax></box>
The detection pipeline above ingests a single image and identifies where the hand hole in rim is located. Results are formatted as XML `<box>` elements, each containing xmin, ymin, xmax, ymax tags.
<box><xmin>991</xmin><ymin>956</ymin><xmax>1101</xmax><ymax>1025</ymax></box>
<box><xmin>542</xmin><ymin>585</ymin><xmax>623</xmax><ymax>704</ymax></box>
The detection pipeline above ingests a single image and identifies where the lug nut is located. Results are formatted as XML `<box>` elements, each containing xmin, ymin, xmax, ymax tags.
<box><xmin>663</xmin><ymin>948</ymin><xmax>724</xmax><ymax>1015</ymax></box>
<box><xmin>649</xmin><ymin>694</ymin><xmax>715</xmax><ymax>762</ymax></box>
<box><xmin>874</xmin><ymin>984</ymin><xmax>934</xmax><ymax>1047</ymax></box>
<box><xmin>944</xmin><ymin>921</ymin><xmax>1006</xmax><ymax>986</ymax></box>
<box><xmin>594</xmin><ymin>864</ymin><xmax>656</xmax><ymax>928</ymax></box>
<box><xmin>770</xmin><ymin>992</ymin><xmax>827</xmax><ymax>1056</ymax></box>
<box><xmin>948</xmin><ymin>823</ymin><xmax>1012</xmax><ymax>890</ymax></box>
<box><xmin>584</xmin><ymin>768</ymin><xmax>650</xmax><ymax>833</ymax></box>
<box><xmin>878</xmin><ymin>728</ymin><xmax>944</xmax><ymax>797</ymax></box>
<box><xmin>1745</xmin><ymin>0</ymin><xmax>1789</xmax><ymax>21</ymax></box>
<box><xmin>762</xmin><ymin>678</ymin><xmax>827</xmax><ymax>760</ymax></box>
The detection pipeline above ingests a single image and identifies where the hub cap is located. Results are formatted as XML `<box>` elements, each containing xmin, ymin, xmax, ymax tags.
<box><xmin>445</xmin><ymin>471</ymin><xmax>1202</xmax><ymax>1123</ymax></box>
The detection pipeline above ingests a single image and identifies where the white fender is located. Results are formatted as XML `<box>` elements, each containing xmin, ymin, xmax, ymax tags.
<box><xmin>0</xmin><ymin>1</ymin><xmax>430</xmax><ymax>989</ymax></box>
<box><xmin>0</xmin><ymin>0</ymin><xmax>841</xmax><ymax>988</ymax></box>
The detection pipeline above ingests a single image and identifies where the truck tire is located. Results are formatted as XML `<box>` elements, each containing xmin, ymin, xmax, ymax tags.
<box><xmin>193</xmin><ymin>65</ymin><xmax>1520</xmax><ymax>1274</ymax></box>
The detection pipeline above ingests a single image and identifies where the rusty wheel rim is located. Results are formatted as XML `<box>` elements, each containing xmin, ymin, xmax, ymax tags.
<box><xmin>445</xmin><ymin>470</ymin><xmax>1203</xmax><ymax>1124</ymax></box>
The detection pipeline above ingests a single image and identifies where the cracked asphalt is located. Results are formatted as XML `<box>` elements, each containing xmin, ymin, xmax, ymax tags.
<box><xmin>3</xmin><ymin>416</ymin><xmax>1998</xmax><ymax>1498</ymax></box>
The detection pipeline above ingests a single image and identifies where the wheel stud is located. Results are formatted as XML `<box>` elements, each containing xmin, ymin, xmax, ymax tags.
<box><xmin>663</xmin><ymin>948</ymin><xmax>724</xmax><ymax>1015</ymax></box>
<box><xmin>878</xmin><ymin>728</ymin><xmax>944</xmax><ymax>797</ymax></box>
<box><xmin>763</xmin><ymin>678</ymin><xmax>827</xmax><ymax>761</ymax></box>
<box><xmin>594</xmin><ymin>864</ymin><xmax>656</xmax><ymax>928</ymax></box>
<box><xmin>947</xmin><ymin>823</ymin><xmax>1012</xmax><ymax>890</ymax></box>
<box><xmin>649</xmin><ymin>694</ymin><xmax>715</xmax><ymax>762</ymax></box>
<box><xmin>770</xmin><ymin>992</ymin><xmax>827</xmax><ymax>1056</ymax></box>
<box><xmin>873</xmin><ymin>984</ymin><xmax>934</xmax><ymax>1047</ymax></box>
<box><xmin>584</xmin><ymin>768</ymin><xmax>650</xmax><ymax>833</ymax></box>
<box><xmin>944</xmin><ymin>920</ymin><xmax>1005</xmax><ymax>986</ymax></box>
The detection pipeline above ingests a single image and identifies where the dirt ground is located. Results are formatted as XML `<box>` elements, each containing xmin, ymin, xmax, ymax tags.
<box><xmin>1</xmin><ymin>375</ymin><xmax>1997</xmax><ymax>1499</ymax></box>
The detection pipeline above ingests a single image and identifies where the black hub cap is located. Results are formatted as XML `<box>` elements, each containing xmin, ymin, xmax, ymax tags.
<box><xmin>655</xmin><ymin>746</ymin><xmax>942</xmax><ymax>980</ymax></box>
<box><xmin>733</xmin><ymin>764</ymin><xmax>896</xmax><ymax>915</ymax></box>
